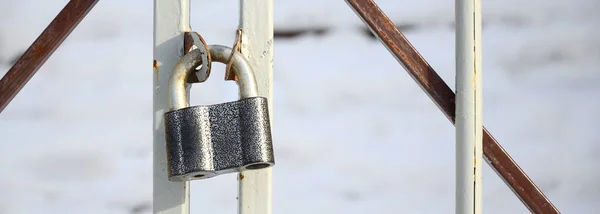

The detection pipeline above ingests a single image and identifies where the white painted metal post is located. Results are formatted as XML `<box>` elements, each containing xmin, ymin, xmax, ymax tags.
<box><xmin>455</xmin><ymin>0</ymin><xmax>483</xmax><ymax>213</ymax></box>
<box><xmin>153</xmin><ymin>0</ymin><xmax>191</xmax><ymax>213</ymax></box>
<box><xmin>237</xmin><ymin>0</ymin><xmax>274</xmax><ymax>214</ymax></box>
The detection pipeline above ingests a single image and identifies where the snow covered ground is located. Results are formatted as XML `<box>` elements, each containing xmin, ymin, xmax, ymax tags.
<box><xmin>1</xmin><ymin>0</ymin><xmax>599</xmax><ymax>213</ymax></box>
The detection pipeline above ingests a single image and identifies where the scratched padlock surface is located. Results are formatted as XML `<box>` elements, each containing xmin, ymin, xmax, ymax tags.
<box><xmin>164</xmin><ymin>97</ymin><xmax>274</xmax><ymax>181</ymax></box>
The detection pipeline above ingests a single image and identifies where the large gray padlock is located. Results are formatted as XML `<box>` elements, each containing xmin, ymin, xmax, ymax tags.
<box><xmin>163</xmin><ymin>45</ymin><xmax>274</xmax><ymax>182</ymax></box>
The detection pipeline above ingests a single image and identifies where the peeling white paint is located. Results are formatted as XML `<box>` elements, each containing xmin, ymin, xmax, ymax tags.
<box><xmin>238</xmin><ymin>0</ymin><xmax>274</xmax><ymax>214</ymax></box>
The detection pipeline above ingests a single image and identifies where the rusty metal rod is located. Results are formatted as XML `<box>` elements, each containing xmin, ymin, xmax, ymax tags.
<box><xmin>0</xmin><ymin>0</ymin><xmax>99</xmax><ymax>113</ymax></box>
<box><xmin>345</xmin><ymin>0</ymin><xmax>559</xmax><ymax>213</ymax></box>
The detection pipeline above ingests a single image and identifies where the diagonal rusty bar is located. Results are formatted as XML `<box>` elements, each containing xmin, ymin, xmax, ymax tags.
<box><xmin>345</xmin><ymin>0</ymin><xmax>559</xmax><ymax>213</ymax></box>
<box><xmin>0</xmin><ymin>0</ymin><xmax>99</xmax><ymax>113</ymax></box>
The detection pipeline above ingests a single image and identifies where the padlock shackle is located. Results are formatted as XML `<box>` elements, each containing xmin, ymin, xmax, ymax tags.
<box><xmin>169</xmin><ymin>45</ymin><xmax>258</xmax><ymax>110</ymax></box>
<box><xmin>208</xmin><ymin>45</ymin><xmax>258</xmax><ymax>99</ymax></box>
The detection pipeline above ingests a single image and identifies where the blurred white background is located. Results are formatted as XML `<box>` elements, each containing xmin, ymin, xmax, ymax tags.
<box><xmin>0</xmin><ymin>0</ymin><xmax>599</xmax><ymax>213</ymax></box>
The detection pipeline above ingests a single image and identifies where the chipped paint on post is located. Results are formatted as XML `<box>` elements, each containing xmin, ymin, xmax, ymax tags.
<box><xmin>238</xmin><ymin>0</ymin><xmax>274</xmax><ymax>214</ymax></box>
<box><xmin>455</xmin><ymin>0</ymin><xmax>483</xmax><ymax>212</ymax></box>
<box><xmin>153</xmin><ymin>0</ymin><xmax>191</xmax><ymax>213</ymax></box>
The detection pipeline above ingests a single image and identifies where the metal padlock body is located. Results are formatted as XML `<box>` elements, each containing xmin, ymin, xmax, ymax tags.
<box><xmin>164</xmin><ymin>45</ymin><xmax>274</xmax><ymax>182</ymax></box>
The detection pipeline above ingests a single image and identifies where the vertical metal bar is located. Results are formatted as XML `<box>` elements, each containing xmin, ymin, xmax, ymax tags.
<box><xmin>237</xmin><ymin>0</ymin><xmax>274</xmax><ymax>214</ymax></box>
<box><xmin>344</xmin><ymin>0</ymin><xmax>560</xmax><ymax>213</ymax></box>
<box><xmin>473</xmin><ymin>1</ymin><xmax>483</xmax><ymax>213</ymax></box>
<box><xmin>153</xmin><ymin>0</ymin><xmax>191</xmax><ymax>213</ymax></box>
<box><xmin>455</xmin><ymin>0</ymin><xmax>483</xmax><ymax>213</ymax></box>
<box><xmin>0</xmin><ymin>0</ymin><xmax>98</xmax><ymax>113</ymax></box>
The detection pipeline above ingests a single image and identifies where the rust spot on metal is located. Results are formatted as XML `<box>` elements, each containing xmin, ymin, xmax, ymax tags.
<box><xmin>473</xmin><ymin>67</ymin><xmax>477</xmax><ymax>86</ymax></box>
<box><xmin>238</xmin><ymin>174</ymin><xmax>244</xmax><ymax>180</ymax></box>
<box><xmin>183</xmin><ymin>31</ymin><xmax>212</xmax><ymax>83</ymax></box>
<box><xmin>474</xmin><ymin>157</ymin><xmax>478</xmax><ymax>181</ymax></box>
<box><xmin>361</xmin><ymin>23</ymin><xmax>419</xmax><ymax>40</ymax></box>
<box><xmin>183</xmin><ymin>32</ymin><xmax>199</xmax><ymax>83</ymax></box>
<box><xmin>225</xmin><ymin>29</ymin><xmax>242</xmax><ymax>81</ymax></box>
<box><xmin>0</xmin><ymin>0</ymin><xmax>99</xmax><ymax>113</ymax></box>
<box><xmin>346</xmin><ymin>0</ymin><xmax>559</xmax><ymax>213</ymax></box>
<box><xmin>184</xmin><ymin>32</ymin><xmax>193</xmax><ymax>54</ymax></box>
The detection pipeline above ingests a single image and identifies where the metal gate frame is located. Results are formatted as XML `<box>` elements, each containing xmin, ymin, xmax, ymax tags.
<box><xmin>0</xmin><ymin>0</ymin><xmax>559</xmax><ymax>213</ymax></box>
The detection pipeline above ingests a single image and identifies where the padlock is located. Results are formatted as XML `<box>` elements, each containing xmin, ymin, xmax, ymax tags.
<box><xmin>163</xmin><ymin>45</ymin><xmax>274</xmax><ymax>182</ymax></box>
